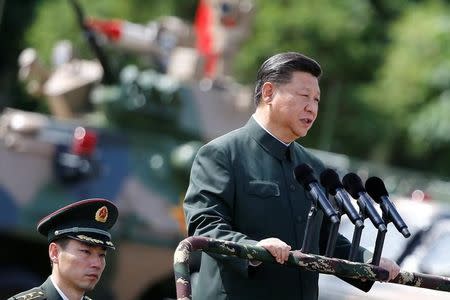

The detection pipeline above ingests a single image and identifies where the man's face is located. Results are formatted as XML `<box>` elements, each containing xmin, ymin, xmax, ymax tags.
<box><xmin>264</xmin><ymin>71</ymin><xmax>320</xmax><ymax>142</ymax></box>
<box><xmin>52</xmin><ymin>239</ymin><xmax>106</xmax><ymax>293</ymax></box>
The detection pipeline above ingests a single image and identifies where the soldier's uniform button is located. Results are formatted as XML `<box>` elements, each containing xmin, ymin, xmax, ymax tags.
<box><xmin>289</xmin><ymin>184</ymin><xmax>296</xmax><ymax>191</ymax></box>
<box><xmin>296</xmin><ymin>216</ymin><xmax>303</xmax><ymax>223</ymax></box>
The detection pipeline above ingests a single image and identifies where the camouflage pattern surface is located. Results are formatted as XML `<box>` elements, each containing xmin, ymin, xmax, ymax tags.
<box><xmin>173</xmin><ymin>237</ymin><xmax>450</xmax><ymax>300</ymax></box>
<box><xmin>173</xmin><ymin>237</ymin><xmax>388</xmax><ymax>300</ymax></box>
<box><xmin>391</xmin><ymin>271</ymin><xmax>450</xmax><ymax>292</ymax></box>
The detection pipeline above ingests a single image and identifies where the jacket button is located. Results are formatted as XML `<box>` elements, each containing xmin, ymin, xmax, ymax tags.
<box><xmin>297</xmin><ymin>216</ymin><xmax>303</xmax><ymax>223</ymax></box>
<box><xmin>289</xmin><ymin>184</ymin><xmax>296</xmax><ymax>191</ymax></box>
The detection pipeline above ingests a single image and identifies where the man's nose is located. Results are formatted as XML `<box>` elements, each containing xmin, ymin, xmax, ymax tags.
<box><xmin>90</xmin><ymin>255</ymin><xmax>104</xmax><ymax>268</ymax></box>
<box><xmin>305</xmin><ymin>100</ymin><xmax>316</xmax><ymax>113</ymax></box>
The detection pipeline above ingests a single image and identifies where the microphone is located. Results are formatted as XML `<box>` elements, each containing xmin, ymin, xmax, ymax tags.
<box><xmin>294</xmin><ymin>164</ymin><xmax>339</xmax><ymax>224</ymax></box>
<box><xmin>365</xmin><ymin>177</ymin><xmax>411</xmax><ymax>238</ymax></box>
<box><xmin>342</xmin><ymin>173</ymin><xmax>387</xmax><ymax>232</ymax></box>
<box><xmin>320</xmin><ymin>169</ymin><xmax>364</xmax><ymax>228</ymax></box>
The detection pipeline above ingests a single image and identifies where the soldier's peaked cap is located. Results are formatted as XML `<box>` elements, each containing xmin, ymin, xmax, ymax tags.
<box><xmin>37</xmin><ymin>198</ymin><xmax>118</xmax><ymax>249</ymax></box>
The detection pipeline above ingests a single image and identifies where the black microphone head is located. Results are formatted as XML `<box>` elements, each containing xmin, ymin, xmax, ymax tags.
<box><xmin>365</xmin><ymin>177</ymin><xmax>389</xmax><ymax>203</ymax></box>
<box><xmin>319</xmin><ymin>169</ymin><xmax>343</xmax><ymax>196</ymax></box>
<box><xmin>293</xmin><ymin>163</ymin><xmax>317</xmax><ymax>190</ymax></box>
<box><xmin>342</xmin><ymin>173</ymin><xmax>365</xmax><ymax>199</ymax></box>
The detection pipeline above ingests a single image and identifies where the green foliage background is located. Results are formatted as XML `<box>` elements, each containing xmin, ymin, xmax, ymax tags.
<box><xmin>1</xmin><ymin>0</ymin><xmax>450</xmax><ymax>177</ymax></box>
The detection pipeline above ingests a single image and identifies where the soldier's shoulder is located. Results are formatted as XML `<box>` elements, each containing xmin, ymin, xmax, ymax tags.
<box><xmin>83</xmin><ymin>296</ymin><xmax>93</xmax><ymax>300</ymax></box>
<box><xmin>7</xmin><ymin>287</ymin><xmax>46</xmax><ymax>300</ymax></box>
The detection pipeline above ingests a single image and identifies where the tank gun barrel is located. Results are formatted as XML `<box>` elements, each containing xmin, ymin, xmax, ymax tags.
<box><xmin>173</xmin><ymin>237</ymin><xmax>450</xmax><ymax>300</ymax></box>
<box><xmin>68</xmin><ymin>0</ymin><xmax>117</xmax><ymax>84</ymax></box>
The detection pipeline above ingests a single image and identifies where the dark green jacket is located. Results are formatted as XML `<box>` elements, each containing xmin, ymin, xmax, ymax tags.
<box><xmin>8</xmin><ymin>276</ymin><xmax>92</xmax><ymax>300</ymax></box>
<box><xmin>184</xmin><ymin>117</ymin><xmax>371</xmax><ymax>300</ymax></box>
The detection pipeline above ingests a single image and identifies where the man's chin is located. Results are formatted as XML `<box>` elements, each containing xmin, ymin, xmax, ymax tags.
<box><xmin>79</xmin><ymin>281</ymin><xmax>98</xmax><ymax>291</ymax></box>
<box><xmin>296</xmin><ymin>130</ymin><xmax>308</xmax><ymax>138</ymax></box>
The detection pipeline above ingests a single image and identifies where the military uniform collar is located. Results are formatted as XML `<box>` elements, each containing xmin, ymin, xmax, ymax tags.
<box><xmin>40</xmin><ymin>276</ymin><xmax>64</xmax><ymax>300</ymax></box>
<box><xmin>47</xmin><ymin>276</ymin><xmax>88</xmax><ymax>300</ymax></box>
<box><xmin>50</xmin><ymin>276</ymin><xmax>72</xmax><ymax>300</ymax></box>
<box><xmin>246</xmin><ymin>117</ymin><xmax>293</xmax><ymax>161</ymax></box>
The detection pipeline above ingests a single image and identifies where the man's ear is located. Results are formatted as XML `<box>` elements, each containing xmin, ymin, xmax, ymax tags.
<box><xmin>261</xmin><ymin>82</ymin><xmax>275</xmax><ymax>104</ymax></box>
<box><xmin>49</xmin><ymin>242</ymin><xmax>59</xmax><ymax>264</ymax></box>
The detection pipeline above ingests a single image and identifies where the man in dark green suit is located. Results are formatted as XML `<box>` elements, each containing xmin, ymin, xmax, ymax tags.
<box><xmin>184</xmin><ymin>52</ymin><xmax>400</xmax><ymax>300</ymax></box>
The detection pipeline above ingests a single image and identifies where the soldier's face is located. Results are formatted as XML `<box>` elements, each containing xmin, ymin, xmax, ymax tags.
<box><xmin>51</xmin><ymin>239</ymin><xmax>107</xmax><ymax>293</ymax></box>
<box><xmin>263</xmin><ymin>71</ymin><xmax>320</xmax><ymax>142</ymax></box>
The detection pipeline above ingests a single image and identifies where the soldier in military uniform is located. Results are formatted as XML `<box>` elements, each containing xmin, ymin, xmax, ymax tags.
<box><xmin>7</xmin><ymin>198</ymin><xmax>118</xmax><ymax>300</ymax></box>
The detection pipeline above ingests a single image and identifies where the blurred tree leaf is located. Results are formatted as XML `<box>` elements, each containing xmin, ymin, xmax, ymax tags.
<box><xmin>235</xmin><ymin>0</ymin><xmax>412</xmax><ymax>159</ymax></box>
<box><xmin>410</xmin><ymin>91</ymin><xmax>450</xmax><ymax>151</ymax></box>
<box><xmin>361</xmin><ymin>0</ymin><xmax>450</xmax><ymax>168</ymax></box>
<box><xmin>363</xmin><ymin>1</ymin><xmax>450</xmax><ymax>117</ymax></box>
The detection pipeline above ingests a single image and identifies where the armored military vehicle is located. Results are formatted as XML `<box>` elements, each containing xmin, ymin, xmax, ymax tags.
<box><xmin>0</xmin><ymin>0</ymin><xmax>255</xmax><ymax>299</ymax></box>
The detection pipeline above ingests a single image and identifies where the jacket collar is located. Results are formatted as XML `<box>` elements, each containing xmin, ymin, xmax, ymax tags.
<box><xmin>245</xmin><ymin>117</ymin><xmax>293</xmax><ymax>161</ymax></box>
<box><xmin>41</xmin><ymin>276</ymin><xmax>64</xmax><ymax>300</ymax></box>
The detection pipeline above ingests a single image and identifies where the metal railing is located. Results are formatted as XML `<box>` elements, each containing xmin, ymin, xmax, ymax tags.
<box><xmin>173</xmin><ymin>236</ymin><xmax>450</xmax><ymax>299</ymax></box>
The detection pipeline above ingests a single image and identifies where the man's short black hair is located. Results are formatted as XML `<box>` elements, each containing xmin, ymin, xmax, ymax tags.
<box><xmin>54</xmin><ymin>237</ymin><xmax>71</xmax><ymax>249</ymax></box>
<box><xmin>253</xmin><ymin>52</ymin><xmax>322</xmax><ymax>106</ymax></box>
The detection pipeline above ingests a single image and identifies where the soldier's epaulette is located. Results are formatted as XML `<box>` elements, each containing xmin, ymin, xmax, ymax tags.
<box><xmin>9</xmin><ymin>287</ymin><xmax>45</xmax><ymax>300</ymax></box>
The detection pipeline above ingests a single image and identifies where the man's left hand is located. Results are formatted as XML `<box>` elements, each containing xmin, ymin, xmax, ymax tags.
<box><xmin>378</xmin><ymin>257</ymin><xmax>401</xmax><ymax>281</ymax></box>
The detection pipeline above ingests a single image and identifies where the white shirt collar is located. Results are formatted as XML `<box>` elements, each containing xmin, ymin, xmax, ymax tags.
<box><xmin>252</xmin><ymin>114</ymin><xmax>291</xmax><ymax>146</ymax></box>
<box><xmin>51</xmin><ymin>275</ymin><xmax>84</xmax><ymax>300</ymax></box>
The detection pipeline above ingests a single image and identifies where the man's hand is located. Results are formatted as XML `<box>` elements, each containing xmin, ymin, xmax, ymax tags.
<box><xmin>256</xmin><ymin>238</ymin><xmax>291</xmax><ymax>264</ymax></box>
<box><xmin>378</xmin><ymin>257</ymin><xmax>401</xmax><ymax>281</ymax></box>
